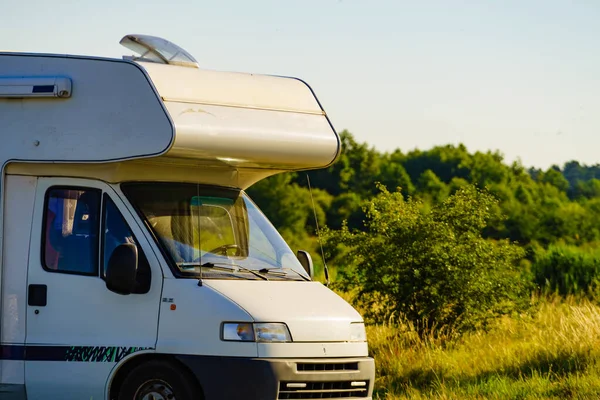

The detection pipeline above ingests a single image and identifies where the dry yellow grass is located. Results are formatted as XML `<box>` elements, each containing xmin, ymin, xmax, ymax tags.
<box><xmin>364</xmin><ymin>295</ymin><xmax>600</xmax><ymax>399</ymax></box>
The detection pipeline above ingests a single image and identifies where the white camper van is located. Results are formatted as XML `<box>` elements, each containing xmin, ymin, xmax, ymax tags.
<box><xmin>0</xmin><ymin>35</ymin><xmax>375</xmax><ymax>399</ymax></box>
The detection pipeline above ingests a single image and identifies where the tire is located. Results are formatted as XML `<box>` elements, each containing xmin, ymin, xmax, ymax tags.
<box><xmin>118</xmin><ymin>360</ymin><xmax>202</xmax><ymax>400</ymax></box>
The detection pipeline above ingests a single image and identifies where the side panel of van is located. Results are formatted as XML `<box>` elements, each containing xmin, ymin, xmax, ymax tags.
<box><xmin>0</xmin><ymin>175</ymin><xmax>38</xmax><ymax>399</ymax></box>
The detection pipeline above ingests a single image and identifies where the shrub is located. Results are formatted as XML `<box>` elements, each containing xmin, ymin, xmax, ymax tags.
<box><xmin>326</xmin><ymin>184</ymin><xmax>530</xmax><ymax>337</ymax></box>
<box><xmin>532</xmin><ymin>244</ymin><xmax>600</xmax><ymax>296</ymax></box>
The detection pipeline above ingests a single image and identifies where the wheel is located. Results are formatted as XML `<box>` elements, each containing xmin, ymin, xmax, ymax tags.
<box><xmin>208</xmin><ymin>244</ymin><xmax>241</xmax><ymax>256</ymax></box>
<box><xmin>118</xmin><ymin>360</ymin><xmax>201</xmax><ymax>400</ymax></box>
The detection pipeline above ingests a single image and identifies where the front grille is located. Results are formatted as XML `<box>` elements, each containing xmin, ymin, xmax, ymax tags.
<box><xmin>278</xmin><ymin>381</ymin><xmax>369</xmax><ymax>399</ymax></box>
<box><xmin>297</xmin><ymin>362</ymin><xmax>359</xmax><ymax>372</ymax></box>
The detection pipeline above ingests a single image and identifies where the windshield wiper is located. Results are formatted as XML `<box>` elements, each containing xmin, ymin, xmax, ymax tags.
<box><xmin>258</xmin><ymin>268</ymin><xmax>311</xmax><ymax>281</ymax></box>
<box><xmin>205</xmin><ymin>262</ymin><xmax>269</xmax><ymax>281</ymax></box>
<box><xmin>179</xmin><ymin>261</ymin><xmax>268</xmax><ymax>281</ymax></box>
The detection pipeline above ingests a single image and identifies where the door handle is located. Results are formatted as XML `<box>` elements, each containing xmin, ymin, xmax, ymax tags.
<box><xmin>28</xmin><ymin>284</ymin><xmax>47</xmax><ymax>307</ymax></box>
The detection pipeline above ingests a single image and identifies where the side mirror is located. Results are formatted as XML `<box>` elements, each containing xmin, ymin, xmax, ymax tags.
<box><xmin>296</xmin><ymin>250</ymin><xmax>314</xmax><ymax>279</ymax></box>
<box><xmin>106</xmin><ymin>243</ymin><xmax>138</xmax><ymax>295</ymax></box>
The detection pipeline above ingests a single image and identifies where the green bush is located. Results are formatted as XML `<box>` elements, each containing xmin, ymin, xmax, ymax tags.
<box><xmin>532</xmin><ymin>244</ymin><xmax>600</xmax><ymax>296</ymax></box>
<box><xmin>325</xmin><ymin>184</ymin><xmax>530</xmax><ymax>337</ymax></box>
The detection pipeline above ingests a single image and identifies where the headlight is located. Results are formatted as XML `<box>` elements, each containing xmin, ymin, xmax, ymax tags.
<box><xmin>349</xmin><ymin>322</ymin><xmax>367</xmax><ymax>342</ymax></box>
<box><xmin>222</xmin><ymin>322</ymin><xmax>255</xmax><ymax>341</ymax></box>
<box><xmin>222</xmin><ymin>322</ymin><xmax>292</xmax><ymax>342</ymax></box>
<box><xmin>255</xmin><ymin>323</ymin><xmax>292</xmax><ymax>342</ymax></box>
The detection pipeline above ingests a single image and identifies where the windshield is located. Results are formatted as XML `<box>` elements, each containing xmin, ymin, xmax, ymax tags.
<box><xmin>121</xmin><ymin>183</ymin><xmax>309</xmax><ymax>281</ymax></box>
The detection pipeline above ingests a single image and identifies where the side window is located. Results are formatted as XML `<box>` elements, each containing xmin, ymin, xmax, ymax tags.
<box><xmin>247</xmin><ymin>211</ymin><xmax>277</xmax><ymax>264</ymax></box>
<box><xmin>43</xmin><ymin>187</ymin><xmax>100</xmax><ymax>275</ymax></box>
<box><xmin>102</xmin><ymin>194</ymin><xmax>151</xmax><ymax>294</ymax></box>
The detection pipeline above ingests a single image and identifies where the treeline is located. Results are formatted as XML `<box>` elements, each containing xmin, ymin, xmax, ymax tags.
<box><xmin>249</xmin><ymin>129</ymin><xmax>600</xmax><ymax>249</ymax></box>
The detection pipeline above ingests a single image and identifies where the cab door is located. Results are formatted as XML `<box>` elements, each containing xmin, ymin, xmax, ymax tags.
<box><xmin>24</xmin><ymin>177</ymin><xmax>163</xmax><ymax>399</ymax></box>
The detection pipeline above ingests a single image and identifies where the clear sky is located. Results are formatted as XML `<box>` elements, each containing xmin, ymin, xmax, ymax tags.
<box><xmin>2</xmin><ymin>0</ymin><xmax>599</xmax><ymax>170</ymax></box>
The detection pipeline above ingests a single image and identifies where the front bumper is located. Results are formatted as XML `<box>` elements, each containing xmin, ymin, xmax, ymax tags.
<box><xmin>176</xmin><ymin>355</ymin><xmax>375</xmax><ymax>399</ymax></box>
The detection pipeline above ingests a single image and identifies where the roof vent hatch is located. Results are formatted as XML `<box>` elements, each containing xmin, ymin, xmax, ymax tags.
<box><xmin>120</xmin><ymin>34</ymin><xmax>199</xmax><ymax>68</ymax></box>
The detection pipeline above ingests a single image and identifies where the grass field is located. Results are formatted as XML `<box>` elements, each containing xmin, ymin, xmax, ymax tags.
<box><xmin>362</xmin><ymin>295</ymin><xmax>600</xmax><ymax>399</ymax></box>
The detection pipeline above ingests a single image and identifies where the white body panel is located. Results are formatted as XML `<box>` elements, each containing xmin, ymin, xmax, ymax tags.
<box><xmin>156</xmin><ymin>279</ymin><xmax>257</xmax><ymax>357</ymax></box>
<box><xmin>155</xmin><ymin>279</ymin><xmax>369</xmax><ymax>359</ymax></box>
<box><xmin>1</xmin><ymin>176</ymin><xmax>36</xmax><ymax>345</ymax></box>
<box><xmin>0</xmin><ymin>54</ymin><xmax>173</xmax><ymax>163</ymax></box>
<box><xmin>164</xmin><ymin>101</ymin><xmax>339</xmax><ymax>169</ymax></box>
<box><xmin>140</xmin><ymin>62</ymin><xmax>322</xmax><ymax>114</ymax></box>
<box><xmin>205</xmin><ymin>280</ymin><xmax>364</xmax><ymax>342</ymax></box>
<box><xmin>24</xmin><ymin>177</ymin><xmax>163</xmax><ymax>400</ymax></box>
<box><xmin>0</xmin><ymin>176</ymin><xmax>37</xmax><ymax>386</ymax></box>
<box><xmin>26</xmin><ymin>363</ymin><xmax>113</xmax><ymax>400</ymax></box>
<box><xmin>138</xmin><ymin>61</ymin><xmax>340</xmax><ymax>170</ymax></box>
<box><xmin>5</xmin><ymin>160</ymin><xmax>273</xmax><ymax>191</ymax></box>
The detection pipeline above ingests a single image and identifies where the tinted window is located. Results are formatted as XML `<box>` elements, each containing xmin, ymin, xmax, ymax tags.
<box><xmin>102</xmin><ymin>195</ymin><xmax>151</xmax><ymax>293</ymax></box>
<box><xmin>43</xmin><ymin>188</ymin><xmax>100</xmax><ymax>275</ymax></box>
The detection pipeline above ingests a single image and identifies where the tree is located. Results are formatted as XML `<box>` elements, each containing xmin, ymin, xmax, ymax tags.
<box><xmin>378</xmin><ymin>158</ymin><xmax>415</xmax><ymax>197</ymax></box>
<box><xmin>540</xmin><ymin>168</ymin><xmax>570</xmax><ymax>193</ymax></box>
<box><xmin>300</xmin><ymin>130</ymin><xmax>381</xmax><ymax>198</ymax></box>
<box><xmin>326</xmin><ymin>192</ymin><xmax>365</xmax><ymax>231</ymax></box>
<box><xmin>573</xmin><ymin>179</ymin><xmax>600</xmax><ymax>199</ymax></box>
<box><xmin>326</xmin><ymin>184</ymin><xmax>529</xmax><ymax>337</ymax></box>
<box><xmin>403</xmin><ymin>144</ymin><xmax>471</xmax><ymax>184</ymax></box>
<box><xmin>246</xmin><ymin>172</ymin><xmax>331</xmax><ymax>249</ymax></box>
<box><xmin>417</xmin><ymin>169</ymin><xmax>448</xmax><ymax>204</ymax></box>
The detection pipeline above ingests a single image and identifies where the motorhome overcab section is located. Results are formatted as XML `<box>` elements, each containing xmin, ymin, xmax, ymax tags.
<box><xmin>0</xmin><ymin>34</ymin><xmax>375</xmax><ymax>400</ymax></box>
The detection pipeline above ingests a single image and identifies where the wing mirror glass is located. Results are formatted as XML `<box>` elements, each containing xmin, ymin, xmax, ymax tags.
<box><xmin>105</xmin><ymin>243</ymin><xmax>138</xmax><ymax>295</ymax></box>
<box><xmin>296</xmin><ymin>250</ymin><xmax>314</xmax><ymax>279</ymax></box>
